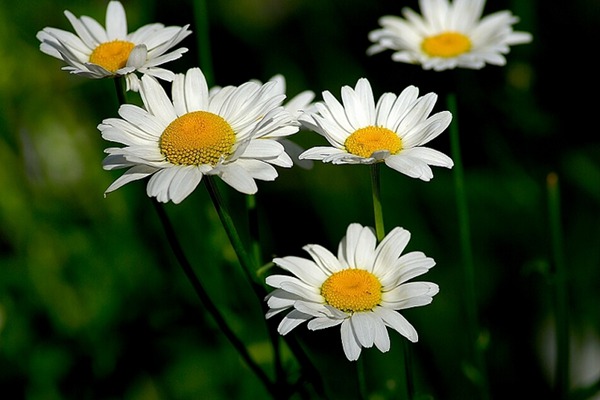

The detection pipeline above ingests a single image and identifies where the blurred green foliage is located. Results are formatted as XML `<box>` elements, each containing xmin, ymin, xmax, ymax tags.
<box><xmin>1</xmin><ymin>0</ymin><xmax>599</xmax><ymax>399</ymax></box>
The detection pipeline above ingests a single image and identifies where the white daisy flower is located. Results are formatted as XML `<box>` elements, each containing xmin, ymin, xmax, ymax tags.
<box><xmin>298</xmin><ymin>77</ymin><xmax>453</xmax><ymax>181</ymax></box>
<box><xmin>265</xmin><ymin>223</ymin><xmax>439</xmax><ymax>361</ymax></box>
<box><xmin>367</xmin><ymin>0</ymin><xmax>533</xmax><ymax>71</ymax></box>
<box><xmin>37</xmin><ymin>1</ymin><xmax>192</xmax><ymax>91</ymax></box>
<box><xmin>99</xmin><ymin>68</ymin><xmax>300</xmax><ymax>204</ymax></box>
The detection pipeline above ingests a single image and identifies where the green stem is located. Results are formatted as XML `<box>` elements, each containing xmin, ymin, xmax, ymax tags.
<box><xmin>246</xmin><ymin>194</ymin><xmax>263</xmax><ymax>268</ymax></box>
<box><xmin>192</xmin><ymin>0</ymin><xmax>215</xmax><ymax>86</ymax></box>
<box><xmin>114</xmin><ymin>76</ymin><xmax>128</xmax><ymax>106</ymax></box>
<box><xmin>246</xmin><ymin>193</ymin><xmax>285</xmax><ymax>386</ymax></box>
<box><xmin>447</xmin><ymin>92</ymin><xmax>490</xmax><ymax>399</ymax></box>
<box><xmin>547</xmin><ymin>172</ymin><xmax>569</xmax><ymax>398</ymax></box>
<box><xmin>204</xmin><ymin>176</ymin><xmax>325</xmax><ymax>398</ymax></box>
<box><xmin>403</xmin><ymin>339</ymin><xmax>415</xmax><ymax>399</ymax></box>
<box><xmin>370</xmin><ymin>163</ymin><xmax>413</xmax><ymax>399</ymax></box>
<box><xmin>357</xmin><ymin>358</ymin><xmax>368</xmax><ymax>400</ymax></box>
<box><xmin>149</xmin><ymin>199</ymin><xmax>276</xmax><ymax>396</ymax></box>
<box><xmin>204</xmin><ymin>177</ymin><xmax>259</xmax><ymax>286</ymax></box>
<box><xmin>370</xmin><ymin>163</ymin><xmax>385</xmax><ymax>242</ymax></box>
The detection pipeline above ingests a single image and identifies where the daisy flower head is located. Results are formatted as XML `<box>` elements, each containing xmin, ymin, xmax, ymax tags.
<box><xmin>265</xmin><ymin>223</ymin><xmax>439</xmax><ymax>361</ymax></box>
<box><xmin>99</xmin><ymin>67</ymin><xmax>300</xmax><ymax>204</ymax></box>
<box><xmin>298</xmin><ymin>77</ymin><xmax>453</xmax><ymax>181</ymax></box>
<box><xmin>367</xmin><ymin>0</ymin><xmax>533</xmax><ymax>71</ymax></box>
<box><xmin>37</xmin><ymin>1</ymin><xmax>192</xmax><ymax>91</ymax></box>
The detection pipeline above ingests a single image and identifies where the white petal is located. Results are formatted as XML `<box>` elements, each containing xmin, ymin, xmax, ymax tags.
<box><xmin>337</xmin><ymin>223</ymin><xmax>369</xmax><ymax>268</ymax></box>
<box><xmin>402</xmin><ymin>111</ymin><xmax>452</xmax><ymax>148</ymax></box>
<box><xmin>106</xmin><ymin>1</ymin><xmax>128</xmax><ymax>40</ymax></box>
<box><xmin>341</xmin><ymin>78</ymin><xmax>374</xmax><ymax>129</ymax></box>
<box><xmin>241</xmin><ymin>140</ymin><xmax>285</xmax><ymax>160</ymax></box>
<box><xmin>279</xmin><ymin>281</ymin><xmax>322</xmax><ymax>303</ymax></box>
<box><xmin>352</xmin><ymin>225</ymin><xmax>377</xmax><ymax>270</ymax></box>
<box><xmin>299</xmin><ymin>146</ymin><xmax>345</xmax><ymax>161</ymax></box>
<box><xmin>118</xmin><ymin>103</ymin><xmax>165</xmax><ymax>135</ymax></box>
<box><xmin>350</xmin><ymin>313</ymin><xmax>375</xmax><ymax>348</ymax></box>
<box><xmin>308</xmin><ymin>317</ymin><xmax>344</xmax><ymax>331</ymax></box>
<box><xmin>278</xmin><ymin>309</ymin><xmax>312</xmax><ymax>335</ymax></box>
<box><xmin>384</xmin><ymin>154</ymin><xmax>434</xmax><ymax>181</ymax></box>
<box><xmin>265</xmin><ymin>289</ymin><xmax>297</xmax><ymax>312</ymax></box>
<box><xmin>141</xmin><ymin>67</ymin><xmax>176</xmax><ymax>82</ymax></box>
<box><xmin>294</xmin><ymin>301</ymin><xmax>333</xmax><ymax>318</ymax></box>
<box><xmin>146</xmin><ymin>167</ymin><xmax>179</xmax><ymax>203</ymax></box>
<box><xmin>395</xmin><ymin>252</ymin><xmax>436</xmax><ymax>284</ymax></box>
<box><xmin>184</xmin><ymin>67</ymin><xmax>209</xmax><ymax>111</ymax></box>
<box><xmin>383</xmin><ymin>282</ymin><xmax>439</xmax><ymax>309</ymax></box>
<box><xmin>265</xmin><ymin>274</ymin><xmax>300</xmax><ymax>289</ymax></box>
<box><xmin>340</xmin><ymin>319</ymin><xmax>362</xmax><ymax>361</ymax></box>
<box><xmin>104</xmin><ymin>165</ymin><xmax>156</xmax><ymax>194</ymax></box>
<box><xmin>69</xmin><ymin>10</ymin><xmax>109</xmax><ymax>45</ymax></box>
<box><xmin>140</xmin><ymin>75</ymin><xmax>177</xmax><ymax>123</ymax></box>
<box><xmin>126</xmin><ymin>44</ymin><xmax>147</xmax><ymax>69</ymax></box>
<box><xmin>212</xmin><ymin>163</ymin><xmax>258</xmax><ymax>194</ymax></box>
<box><xmin>373</xmin><ymin>227</ymin><xmax>411</xmax><ymax>277</ymax></box>
<box><xmin>321</xmin><ymin>90</ymin><xmax>354</xmax><ymax>134</ymax></box>
<box><xmin>168</xmin><ymin>166</ymin><xmax>203</xmax><ymax>204</ymax></box>
<box><xmin>373</xmin><ymin>317</ymin><xmax>391</xmax><ymax>353</ymax></box>
<box><xmin>375</xmin><ymin>306</ymin><xmax>418</xmax><ymax>342</ymax></box>
<box><xmin>233</xmin><ymin>159</ymin><xmax>278</xmax><ymax>181</ymax></box>
<box><xmin>401</xmin><ymin>147</ymin><xmax>453</xmax><ymax>168</ymax></box>
<box><xmin>303</xmin><ymin>244</ymin><xmax>343</xmax><ymax>274</ymax></box>
<box><xmin>272</xmin><ymin>256</ymin><xmax>328</xmax><ymax>287</ymax></box>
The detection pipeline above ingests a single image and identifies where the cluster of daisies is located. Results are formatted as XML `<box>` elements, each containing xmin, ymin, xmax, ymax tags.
<box><xmin>38</xmin><ymin>0</ymin><xmax>531</xmax><ymax>361</ymax></box>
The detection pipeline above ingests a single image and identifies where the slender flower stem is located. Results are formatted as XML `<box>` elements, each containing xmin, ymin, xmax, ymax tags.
<box><xmin>204</xmin><ymin>176</ymin><xmax>259</xmax><ymax>286</ymax></box>
<box><xmin>150</xmin><ymin>199</ymin><xmax>276</xmax><ymax>395</ymax></box>
<box><xmin>403</xmin><ymin>339</ymin><xmax>414</xmax><ymax>399</ymax></box>
<box><xmin>204</xmin><ymin>176</ymin><xmax>325</xmax><ymax>398</ymax></box>
<box><xmin>447</xmin><ymin>92</ymin><xmax>490</xmax><ymax>399</ymax></box>
<box><xmin>357</xmin><ymin>358</ymin><xmax>368</xmax><ymax>400</ymax></box>
<box><xmin>547</xmin><ymin>172</ymin><xmax>569</xmax><ymax>398</ymax></box>
<box><xmin>246</xmin><ymin>193</ymin><xmax>285</xmax><ymax>386</ymax></box>
<box><xmin>192</xmin><ymin>0</ymin><xmax>214</xmax><ymax>86</ymax></box>
<box><xmin>246</xmin><ymin>194</ymin><xmax>263</xmax><ymax>269</ymax></box>
<box><xmin>370</xmin><ymin>163</ymin><xmax>385</xmax><ymax>242</ymax></box>
<box><xmin>114</xmin><ymin>77</ymin><xmax>128</xmax><ymax>107</ymax></box>
<box><xmin>369</xmin><ymin>163</ymin><xmax>413</xmax><ymax>400</ymax></box>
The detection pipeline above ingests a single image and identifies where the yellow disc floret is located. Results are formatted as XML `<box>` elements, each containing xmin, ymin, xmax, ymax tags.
<box><xmin>89</xmin><ymin>40</ymin><xmax>136</xmax><ymax>73</ymax></box>
<box><xmin>421</xmin><ymin>32</ymin><xmax>472</xmax><ymax>58</ymax></box>
<box><xmin>345</xmin><ymin>126</ymin><xmax>402</xmax><ymax>158</ymax></box>
<box><xmin>321</xmin><ymin>269</ymin><xmax>382</xmax><ymax>313</ymax></box>
<box><xmin>160</xmin><ymin>111</ymin><xmax>236</xmax><ymax>166</ymax></box>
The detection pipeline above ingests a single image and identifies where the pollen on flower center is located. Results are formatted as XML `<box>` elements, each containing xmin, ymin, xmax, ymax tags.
<box><xmin>159</xmin><ymin>111</ymin><xmax>236</xmax><ymax>166</ymax></box>
<box><xmin>345</xmin><ymin>126</ymin><xmax>402</xmax><ymax>158</ymax></box>
<box><xmin>89</xmin><ymin>40</ymin><xmax>135</xmax><ymax>72</ymax></box>
<box><xmin>421</xmin><ymin>32</ymin><xmax>472</xmax><ymax>58</ymax></box>
<box><xmin>321</xmin><ymin>269</ymin><xmax>382</xmax><ymax>313</ymax></box>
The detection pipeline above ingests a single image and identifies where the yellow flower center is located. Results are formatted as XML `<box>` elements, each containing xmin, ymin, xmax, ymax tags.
<box><xmin>421</xmin><ymin>32</ymin><xmax>472</xmax><ymax>58</ymax></box>
<box><xmin>89</xmin><ymin>40</ymin><xmax>135</xmax><ymax>73</ymax></box>
<box><xmin>159</xmin><ymin>111</ymin><xmax>236</xmax><ymax>166</ymax></box>
<box><xmin>321</xmin><ymin>269</ymin><xmax>382</xmax><ymax>313</ymax></box>
<box><xmin>345</xmin><ymin>126</ymin><xmax>402</xmax><ymax>158</ymax></box>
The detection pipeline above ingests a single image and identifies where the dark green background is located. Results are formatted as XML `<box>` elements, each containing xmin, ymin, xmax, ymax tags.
<box><xmin>1</xmin><ymin>0</ymin><xmax>599</xmax><ymax>399</ymax></box>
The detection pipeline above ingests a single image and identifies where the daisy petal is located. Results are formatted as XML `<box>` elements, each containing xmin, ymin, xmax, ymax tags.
<box><xmin>278</xmin><ymin>309</ymin><xmax>312</xmax><ymax>335</ymax></box>
<box><xmin>341</xmin><ymin>319</ymin><xmax>362</xmax><ymax>361</ymax></box>
<box><xmin>376</xmin><ymin>307</ymin><xmax>418</xmax><ymax>342</ymax></box>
